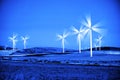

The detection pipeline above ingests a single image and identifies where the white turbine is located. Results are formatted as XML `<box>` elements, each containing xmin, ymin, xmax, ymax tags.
<box><xmin>96</xmin><ymin>36</ymin><xmax>103</xmax><ymax>51</ymax></box>
<box><xmin>9</xmin><ymin>34</ymin><xmax>18</xmax><ymax>50</ymax></box>
<box><xmin>72</xmin><ymin>26</ymin><xmax>85</xmax><ymax>53</ymax></box>
<box><xmin>57</xmin><ymin>32</ymin><xmax>69</xmax><ymax>53</ymax></box>
<box><xmin>82</xmin><ymin>15</ymin><xmax>103</xmax><ymax>57</ymax></box>
<box><xmin>21</xmin><ymin>36</ymin><xmax>29</xmax><ymax>49</ymax></box>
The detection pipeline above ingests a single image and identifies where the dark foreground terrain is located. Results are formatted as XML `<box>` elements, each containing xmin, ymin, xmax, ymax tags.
<box><xmin>0</xmin><ymin>61</ymin><xmax>120</xmax><ymax>80</ymax></box>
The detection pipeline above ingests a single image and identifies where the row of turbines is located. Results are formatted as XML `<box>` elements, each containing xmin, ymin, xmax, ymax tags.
<box><xmin>8</xmin><ymin>16</ymin><xmax>105</xmax><ymax>57</ymax></box>
<box><xmin>9</xmin><ymin>34</ymin><xmax>29</xmax><ymax>50</ymax></box>
<box><xmin>57</xmin><ymin>16</ymin><xmax>105</xmax><ymax>57</ymax></box>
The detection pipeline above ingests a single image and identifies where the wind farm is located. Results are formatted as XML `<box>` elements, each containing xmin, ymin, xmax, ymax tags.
<box><xmin>0</xmin><ymin>0</ymin><xmax>120</xmax><ymax>80</ymax></box>
<box><xmin>0</xmin><ymin>15</ymin><xmax>120</xmax><ymax>80</ymax></box>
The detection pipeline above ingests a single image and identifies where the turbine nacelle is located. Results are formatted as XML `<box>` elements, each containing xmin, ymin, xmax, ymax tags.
<box><xmin>57</xmin><ymin>32</ymin><xmax>69</xmax><ymax>40</ymax></box>
<box><xmin>21</xmin><ymin>36</ymin><xmax>29</xmax><ymax>41</ymax></box>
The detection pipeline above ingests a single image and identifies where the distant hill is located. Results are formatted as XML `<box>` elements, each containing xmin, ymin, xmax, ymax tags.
<box><xmin>1</xmin><ymin>46</ymin><xmax>120</xmax><ymax>55</ymax></box>
<box><xmin>11</xmin><ymin>47</ymin><xmax>75</xmax><ymax>55</ymax></box>
<box><xmin>83</xmin><ymin>46</ymin><xmax>120</xmax><ymax>51</ymax></box>
<box><xmin>0</xmin><ymin>46</ymin><xmax>4</xmax><ymax>50</ymax></box>
<box><xmin>0</xmin><ymin>46</ymin><xmax>13</xmax><ymax>50</ymax></box>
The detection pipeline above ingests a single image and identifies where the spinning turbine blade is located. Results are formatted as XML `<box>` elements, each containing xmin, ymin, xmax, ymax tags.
<box><xmin>72</xmin><ymin>27</ymin><xmax>79</xmax><ymax>34</ymax></box>
<box><xmin>86</xmin><ymin>16</ymin><xmax>91</xmax><ymax>28</ymax></box>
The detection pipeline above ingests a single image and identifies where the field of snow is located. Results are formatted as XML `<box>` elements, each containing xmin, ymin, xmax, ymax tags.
<box><xmin>0</xmin><ymin>61</ymin><xmax>120</xmax><ymax>80</ymax></box>
<box><xmin>0</xmin><ymin>50</ymin><xmax>15</xmax><ymax>56</ymax></box>
<box><xmin>1</xmin><ymin>51</ymin><xmax>120</xmax><ymax>66</ymax></box>
<box><xmin>0</xmin><ymin>49</ymin><xmax>120</xmax><ymax>80</ymax></box>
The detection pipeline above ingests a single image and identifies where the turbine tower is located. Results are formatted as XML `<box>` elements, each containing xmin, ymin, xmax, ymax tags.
<box><xmin>72</xmin><ymin>26</ymin><xmax>85</xmax><ymax>53</ymax></box>
<box><xmin>82</xmin><ymin>15</ymin><xmax>103</xmax><ymax>57</ymax></box>
<box><xmin>57</xmin><ymin>32</ymin><xmax>69</xmax><ymax>53</ymax></box>
<box><xmin>9</xmin><ymin>34</ymin><xmax>18</xmax><ymax>51</ymax></box>
<box><xmin>21</xmin><ymin>36</ymin><xmax>29</xmax><ymax>49</ymax></box>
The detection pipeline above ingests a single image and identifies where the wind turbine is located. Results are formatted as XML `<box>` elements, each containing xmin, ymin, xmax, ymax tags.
<box><xmin>57</xmin><ymin>32</ymin><xmax>69</xmax><ymax>53</ymax></box>
<box><xmin>21</xmin><ymin>36</ymin><xmax>29</xmax><ymax>49</ymax></box>
<box><xmin>9</xmin><ymin>34</ymin><xmax>18</xmax><ymax>51</ymax></box>
<box><xmin>94</xmin><ymin>42</ymin><xmax>98</xmax><ymax>51</ymax></box>
<box><xmin>82</xmin><ymin>15</ymin><xmax>103</xmax><ymax>57</ymax></box>
<box><xmin>72</xmin><ymin>26</ymin><xmax>85</xmax><ymax>53</ymax></box>
<box><xmin>96</xmin><ymin>35</ymin><xmax>103</xmax><ymax>51</ymax></box>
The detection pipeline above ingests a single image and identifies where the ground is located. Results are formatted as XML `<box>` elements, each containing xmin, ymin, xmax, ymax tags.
<box><xmin>0</xmin><ymin>50</ymin><xmax>120</xmax><ymax>80</ymax></box>
<box><xmin>0</xmin><ymin>61</ymin><xmax>120</xmax><ymax>80</ymax></box>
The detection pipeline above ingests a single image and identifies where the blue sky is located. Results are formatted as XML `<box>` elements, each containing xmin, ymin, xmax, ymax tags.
<box><xmin>0</xmin><ymin>0</ymin><xmax>120</xmax><ymax>49</ymax></box>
